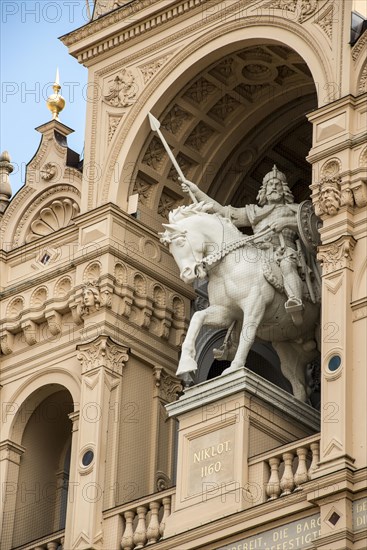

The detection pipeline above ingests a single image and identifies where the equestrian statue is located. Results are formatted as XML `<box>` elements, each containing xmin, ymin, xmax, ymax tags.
<box><xmin>149</xmin><ymin>113</ymin><xmax>321</xmax><ymax>403</ymax></box>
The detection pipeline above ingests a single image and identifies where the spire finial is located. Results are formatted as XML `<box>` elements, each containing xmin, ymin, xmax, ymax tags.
<box><xmin>46</xmin><ymin>68</ymin><xmax>65</xmax><ymax>121</ymax></box>
<box><xmin>0</xmin><ymin>151</ymin><xmax>13</xmax><ymax>213</ymax></box>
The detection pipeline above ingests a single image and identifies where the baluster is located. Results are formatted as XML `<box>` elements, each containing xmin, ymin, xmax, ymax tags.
<box><xmin>159</xmin><ymin>496</ymin><xmax>171</xmax><ymax>537</ymax></box>
<box><xmin>308</xmin><ymin>441</ymin><xmax>320</xmax><ymax>478</ymax></box>
<box><xmin>266</xmin><ymin>457</ymin><xmax>281</xmax><ymax>500</ymax></box>
<box><xmin>146</xmin><ymin>501</ymin><xmax>161</xmax><ymax>544</ymax></box>
<box><xmin>60</xmin><ymin>537</ymin><xmax>64</xmax><ymax>550</ymax></box>
<box><xmin>133</xmin><ymin>506</ymin><xmax>148</xmax><ymax>549</ymax></box>
<box><xmin>280</xmin><ymin>452</ymin><xmax>295</xmax><ymax>496</ymax></box>
<box><xmin>294</xmin><ymin>447</ymin><xmax>308</xmax><ymax>490</ymax></box>
<box><xmin>47</xmin><ymin>543</ymin><xmax>58</xmax><ymax>550</ymax></box>
<box><xmin>121</xmin><ymin>510</ymin><xmax>135</xmax><ymax>550</ymax></box>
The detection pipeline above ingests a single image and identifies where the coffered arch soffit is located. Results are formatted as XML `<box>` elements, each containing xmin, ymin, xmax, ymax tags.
<box><xmin>103</xmin><ymin>22</ymin><xmax>332</xmax><ymax>212</ymax></box>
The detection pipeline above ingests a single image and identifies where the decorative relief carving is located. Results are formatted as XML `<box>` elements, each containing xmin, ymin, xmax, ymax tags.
<box><xmin>6</xmin><ymin>297</ymin><xmax>25</xmax><ymax>318</ymax></box>
<box><xmin>317</xmin><ymin>236</ymin><xmax>357</xmax><ymax>275</ymax></box>
<box><xmin>315</xmin><ymin>6</ymin><xmax>333</xmax><ymax>39</ymax></box>
<box><xmin>359</xmin><ymin>146</ymin><xmax>367</xmax><ymax>168</ymax></box>
<box><xmin>183</xmin><ymin>77</ymin><xmax>217</xmax><ymax>104</ymax></box>
<box><xmin>12</xmin><ymin>185</ymin><xmax>80</xmax><ymax>248</ymax></box>
<box><xmin>167</xmin><ymin>154</ymin><xmax>195</xmax><ymax>183</ymax></box>
<box><xmin>114</xmin><ymin>262</ymin><xmax>127</xmax><ymax>285</ymax></box>
<box><xmin>103</xmin><ymin>69</ymin><xmax>138</xmax><ymax>108</ymax></box>
<box><xmin>108</xmin><ymin>115</ymin><xmax>123</xmax><ymax>142</ymax></box>
<box><xmin>143</xmin><ymin>137</ymin><xmax>166</xmax><ymax>171</ymax></box>
<box><xmin>262</xmin><ymin>0</ymin><xmax>318</xmax><ymax>23</ymax></box>
<box><xmin>40</xmin><ymin>162</ymin><xmax>57</xmax><ymax>181</ymax></box>
<box><xmin>235</xmin><ymin>83</ymin><xmax>271</xmax><ymax>102</ymax></box>
<box><xmin>314</xmin><ymin>176</ymin><xmax>353</xmax><ymax>217</ymax></box>
<box><xmin>84</xmin><ymin>262</ymin><xmax>102</xmax><ymax>282</ymax></box>
<box><xmin>161</xmin><ymin>105</ymin><xmax>191</xmax><ymax>135</ymax></box>
<box><xmin>358</xmin><ymin>62</ymin><xmax>367</xmax><ymax>94</ymax></box>
<box><xmin>77</xmin><ymin>335</ymin><xmax>129</xmax><ymax>375</ymax></box>
<box><xmin>352</xmin><ymin>30</ymin><xmax>367</xmax><ymax>61</ymax></box>
<box><xmin>320</xmin><ymin>158</ymin><xmax>342</xmax><ymax>178</ymax></box>
<box><xmin>158</xmin><ymin>191</ymin><xmax>183</xmax><ymax>219</ymax></box>
<box><xmin>0</xmin><ymin>331</ymin><xmax>14</xmax><ymax>355</ymax></box>
<box><xmin>21</xmin><ymin>320</ymin><xmax>38</xmax><ymax>346</ymax></box>
<box><xmin>156</xmin><ymin>471</ymin><xmax>172</xmax><ymax>492</ymax></box>
<box><xmin>54</xmin><ymin>276</ymin><xmax>72</xmax><ymax>298</ymax></box>
<box><xmin>81</xmin><ymin>282</ymin><xmax>101</xmax><ymax>314</ymax></box>
<box><xmin>138</xmin><ymin>54</ymin><xmax>172</xmax><ymax>83</ymax></box>
<box><xmin>30</xmin><ymin>286</ymin><xmax>48</xmax><ymax>308</ymax></box>
<box><xmin>26</xmin><ymin>198</ymin><xmax>80</xmax><ymax>243</ymax></box>
<box><xmin>132</xmin><ymin>175</ymin><xmax>155</xmax><ymax>206</ymax></box>
<box><xmin>185</xmin><ymin>121</ymin><xmax>215</xmax><ymax>152</ymax></box>
<box><xmin>208</xmin><ymin>94</ymin><xmax>241</xmax><ymax>121</ymax></box>
<box><xmin>209</xmin><ymin>58</ymin><xmax>235</xmax><ymax>82</ymax></box>
<box><xmin>153</xmin><ymin>366</ymin><xmax>183</xmax><ymax>402</ymax></box>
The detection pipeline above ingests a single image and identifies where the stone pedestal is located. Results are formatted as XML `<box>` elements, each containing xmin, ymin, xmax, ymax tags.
<box><xmin>164</xmin><ymin>368</ymin><xmax>319</xmax><ymax>536</ymax></box>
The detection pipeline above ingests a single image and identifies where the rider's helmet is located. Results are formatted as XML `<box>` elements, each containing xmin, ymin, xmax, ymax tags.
<box><xmin>262</xmin><ymin>164</ymin><xmax>287</xmax><ymax>185</ymax></box>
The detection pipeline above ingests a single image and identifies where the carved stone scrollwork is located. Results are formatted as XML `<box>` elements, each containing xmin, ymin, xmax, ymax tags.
<box><xmin>26</xmin><ymin>198</ymin><xmax>80</xmax><ymax>243</ymax></box>
<box><xmin>0</xmin><ymin>331</ymin><xmax>14</xmax><ymax>355</ymax></box>
<box><xmin>317</xmin><ymin>235</ymin><xmax>357</xmax><ymax>275</ymax></box>
<box><xmin>77</xmin><ymin>335</ymin><xmax>129</xmax><ymax>375</ymax></box>
<box><xmin>156</xmin><ymin>471</ymin><xmax>172</xmax><ymax>492</ymax></box>
<box><xmin>21</xmin><ymin>320</ymin><xmax>38</xmax><ymax>346</ymax></box>
<box><xmin>153</xmin><ymin>367</ymin><xmax>183</xmax><ymax>402</ymax></box>
<box><xmin>45</xmin><ymin>311</ymin><xmax>62</xmax><ymax>336</ymax></box>
<box><xmin>104</xmin><ymin>68</ymin><xmax>138</xmax><ymax>108</ymax></box>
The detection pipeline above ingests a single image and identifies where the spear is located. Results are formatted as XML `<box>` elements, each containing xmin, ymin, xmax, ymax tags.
<box><xmin>148</xmin><ymin>112</ymin><xmax>198</xmax><ymax>203</ymax></box>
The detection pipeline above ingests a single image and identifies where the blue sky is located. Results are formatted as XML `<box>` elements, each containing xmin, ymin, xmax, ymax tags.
<box><xmin>1</xmin><ymin>1</ymin><xmax>94</xmax><ymax>194</ymax></box>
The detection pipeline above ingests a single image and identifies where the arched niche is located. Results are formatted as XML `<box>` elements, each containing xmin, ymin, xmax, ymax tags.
<box><xmin>4</xmin><ymin>386</ymin><xmax>74</xmax><ymax>548</ymax></box>
<box><xmin>103</xmin><ymin>23</ymin><xmax>330</xmax><ymax>211</ymax></box>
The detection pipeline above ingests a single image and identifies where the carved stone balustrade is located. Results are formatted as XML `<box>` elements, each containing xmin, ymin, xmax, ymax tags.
<box><xmin>249</xmin><ymin>434</ymin><xmax>320</xmax><ymax>503</ymax></box>
<box><xmin>109</xmin><ymin>489</ymin><xmax>174</xmax><ymax>550</ymax></box>
<box><xmin>11</xmin><ymin>531</ymin><xmax>64</xmax><ymax>550</ymax></box>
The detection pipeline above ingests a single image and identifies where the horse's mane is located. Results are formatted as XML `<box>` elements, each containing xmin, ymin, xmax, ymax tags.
<box><xmin>168</xmin><ymin>201</ymin><xmax>214</xmax><ymax>223</ymax></box>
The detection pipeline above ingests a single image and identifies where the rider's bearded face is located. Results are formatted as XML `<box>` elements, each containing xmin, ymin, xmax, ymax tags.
<box><xmin>265</xmin><ymin>178</ymin><xmax>284</xmax><ymax>204</ymax></box>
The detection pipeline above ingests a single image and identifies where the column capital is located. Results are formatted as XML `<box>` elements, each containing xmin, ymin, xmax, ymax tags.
<box><xmin>76</xmin><ymin>335</ymin><xmax>129</xmax><ymax>375</ymax></box>
<box><xmin>317</xmin><ymin>235</ymin><xmax>357</xmax><ymax>275</ymax></box>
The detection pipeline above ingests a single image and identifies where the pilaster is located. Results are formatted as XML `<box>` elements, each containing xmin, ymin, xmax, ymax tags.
<box><xmin>65</xmin><ymin>335</ymin><xmax>129</xmax><ymax>550</ymax></box>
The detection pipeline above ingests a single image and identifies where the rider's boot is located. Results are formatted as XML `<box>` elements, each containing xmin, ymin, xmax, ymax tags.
<box><xmin>285</xmin><ymin>296</ymin><xmax>303</xmax><ymax>326</ymax></box>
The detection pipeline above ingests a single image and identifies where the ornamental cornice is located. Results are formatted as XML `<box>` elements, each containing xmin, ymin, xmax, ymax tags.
<box><xmin>101</xmin><ymin>12</ymin><xmax>331</xmax><ymax>203</ymax></box>
<box><xmin>76</xmin><ymin>335</ymin><xmax>129</xmax><ymax>374</ymax></box>
<box><xmin>61</xmin><ymin>0</ymin><xmax>209</xmax><ymax>58</ymax></box>
<box><xmin>317</xmin><ymin>235</ymin><xmax>357</xmax><ymax>275</ymax></box>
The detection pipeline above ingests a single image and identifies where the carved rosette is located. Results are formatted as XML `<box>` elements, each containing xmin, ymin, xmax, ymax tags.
<box><xmin>317</xmin><ymin>236</ymin><xmax>357</xmax><ymax>275</ymax></box>
<box><xmin>77</xmin><ymin>335</ymin><xmax>129</xmax><ymax>375</ymax></box>
<box><xmin>153</xmin><ymin>367</ymin><xmax>182</xmax><ymax>402</ymax></box>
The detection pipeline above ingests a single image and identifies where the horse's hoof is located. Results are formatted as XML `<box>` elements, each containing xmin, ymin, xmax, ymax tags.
<box><xmin>221</xmin><ymin>365</ymin><xmax>240</xmax><ymax>376</ymax></box>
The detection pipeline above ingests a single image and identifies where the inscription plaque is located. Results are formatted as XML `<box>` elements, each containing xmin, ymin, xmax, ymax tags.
<box><xmin>187</xmin><ymin>423</ymin><xmax>235</xmax><ymax>496</ymax></box>
<box><xmin>353</xmin><ymin>497</ymin><xmax>367</xmax><ymax>531</ymax></box>
<box><xmin>217</xmin><ymin>513</ymin><xmax>321</xmax><ymax>550</ymax></box>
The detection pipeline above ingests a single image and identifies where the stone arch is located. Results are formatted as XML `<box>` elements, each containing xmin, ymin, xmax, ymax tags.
<box><xmin>6</xmin><ymin>370</ymin><xmax>80</xmax><ymax>444</ymax></box>
<box><xmin>3</xmin><ymin>376</ymin><xmax>79</xmax><ymax>549</ymax></box>
<box><xmin>102</xmin><ymin>20</ymin><xmax>333</xmax><ymax>209</ymax></box>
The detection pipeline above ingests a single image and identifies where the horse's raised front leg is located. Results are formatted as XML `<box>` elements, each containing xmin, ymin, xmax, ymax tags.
<box><xmin>177</xmin><ymin>305</ymin><xmax>233</xmax><ymax>376</ymax></box>
<box><xmin>222</xmin><ymin>295</ymin><xmax>266</xmax><ymax>375</ymax></box>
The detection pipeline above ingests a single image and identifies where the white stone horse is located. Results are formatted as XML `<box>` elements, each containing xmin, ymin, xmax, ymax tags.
<box><xmin>161</xmin><ymin>202</ymin><xmax>320</xmax><ymax>402</ymax></box>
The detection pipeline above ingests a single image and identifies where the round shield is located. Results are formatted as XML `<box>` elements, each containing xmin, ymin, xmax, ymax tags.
<box><xmin>297</xmin><ymin>200</ymin><xmax>322</xmax><ymax>253</ymax></box>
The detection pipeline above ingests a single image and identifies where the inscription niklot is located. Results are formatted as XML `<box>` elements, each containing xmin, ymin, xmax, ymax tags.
<box><xmin>193</xmin><ymin>440</ymin><xmax>232</xmax><ymax>478</ymax></box>
<box><xmin>187</xmin><ymin>424</ymin><xmax>235</xmax><ymax>496</ymax></box>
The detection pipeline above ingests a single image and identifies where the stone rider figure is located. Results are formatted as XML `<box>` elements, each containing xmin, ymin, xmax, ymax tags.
<box><xmin>180</xmin><ymin>165</ymin><xmax>305</xmax><ymax>326</ymax></box>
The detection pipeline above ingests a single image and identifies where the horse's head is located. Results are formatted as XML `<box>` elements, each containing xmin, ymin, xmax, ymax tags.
<box><xmin>160</xmin><ymin>202</ymin><xmax>216</xmax><ymax>283</ymax></box>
